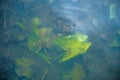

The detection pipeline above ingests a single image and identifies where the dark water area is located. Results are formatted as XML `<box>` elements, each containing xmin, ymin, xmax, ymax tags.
<box><xmin>0</xmin><ymin>0</ymin><xmax>120</xmax><ymax>80</ymax></box>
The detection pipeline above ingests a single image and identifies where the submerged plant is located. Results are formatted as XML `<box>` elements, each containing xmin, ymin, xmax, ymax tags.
<box><xmin>28</xmin><ymin>27</ymin><xmax>55</xmax><ymax>52</ymax></box>
<box><xmin>110</xmin><ymin>30</ymin><xmax>120</xmax><ymax>47</ymax></box>
<box><xmin>27</xmin><ymin>17</ymin><xmax>91</xmax><ymax>65</ymax></box>
<box><xmin>117</xmin><ymin>30</ymin><xmax>120</xmax><ymax>35</ymax></box>
<box><xmin>31</xmin><ymin>17</ymin><xmax>41</xmax><ymax>27</ymax></box>
<box><xmin>27</xmin><ymin>27</ymin><xmax>55</xmax><ymax>67</ymax></box>
<box><xmin>109</xmin><ymin>4</ymin><xmax>118</xmax><ymax>21</ymax></box>
<box><xmin>63</xmin><ymin>63</ymin><xmax>85</xmax><ymax>80</ymax></box>
<box><xmin>28</xmin><ymin>35</ymin><xmax>42</xmax><ymax>53</ymax></box>
<box><xmin>15</xmin><ymin>58</ymin><xmax>33</xmax><ymax>78</ymax></box>
<box><xmin>55</xmin><ymin>33</ymin><xmax>92</xmax><ymax>63</ymax></box>
<box><xmin>33</xmin><ymin>27</ymin><xmax>55</xmax><ymax>49</ymax></box>
<box><xmin>16</xmin><ymin>22</ymin><xmax>25</xmax><ymax>30</ymax></box>
<box><xmin>41</xmin><ymin>69</ymin><xmax>48</xmax><ymax>80</ymax></box>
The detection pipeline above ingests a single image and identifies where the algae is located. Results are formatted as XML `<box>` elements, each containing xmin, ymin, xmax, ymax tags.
<box><xmin>16</xmin><ymin>22</ymin><xmax>26</xmax><ymax>30</ymax></box>
<box><xmin>27</xmin><ymin>27</ymin><xmax>55</xmax><ymax>67</ymax></box>
<box><xmin>110</xmin><ymin>30</ymin><xmax>120</xmax><ymax>47</ymax></box>
<box><xmin>15</xmin><ymin>58</ymin><xmax>33</xmax><ymax>78</ymax></box>
<box><xmin>109</xmin><ymin>4</ymin><xmax>118</xmax><ymax>21</ymax></box>
<box><xmin>28</xmin><ymin>27</ymin><xmax>55</xmax><ymax>52</ymax></box>
<box><xmin>28</xmin><ymin>35</ymin><xmax>42</xmax><ymax>53</ymax></box>
<box><xmin>41</xmin><ymin>69</ymin><xmax>48</xmax><ymax>80</ymax></box>
<box><xmin>110</xmin><ymin>36</ymin><xmax>120</xmax><ymax>47</ymax></box>
<box><xmin>31</xmin><ymin>17</ymin><xmax>41</xmax><ymax>27</ymax></box>
<box><xmin>27</xmin><ymin>18</ymin><xmax>91</xmax><ymax>64</ymax></box>
<box><xmin>33</xmin><ymin>27</ymin><xmax>55</xmax><ymax>48</ymax></box>
<box><xmin>117</xmin><ymin>30</ymin><xmax>120</xmax><ymax>35</ymax></box>
<box><xmin>63</xmin><ymin>63</ymin><xmax>85</xmax><ymax>80</ymax></box>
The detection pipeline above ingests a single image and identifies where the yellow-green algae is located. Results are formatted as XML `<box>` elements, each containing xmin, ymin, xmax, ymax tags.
<box><xmin>15</xmin><ymin>58</ymin><xmax>33</xmax><ymax>78</ymax></box>
<box><xmin>63</xmin><ymin>63</ymin><xmax>85</xmax><ymax>80</ymax></box>
<box><xmin>55</xmin><ymin>33</ymin><xmax>92</xmax><ymax>63</ymax></box>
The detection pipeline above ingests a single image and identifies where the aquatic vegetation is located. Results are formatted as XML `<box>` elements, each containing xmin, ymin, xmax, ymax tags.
<box><xmin>41</xmin><ymin>69</ymin><xmax>48</xmax><ymax>80</ymax></box>
<box><xmin>27</xmin><ymin>27</ymin><xmax>55</xmax><ymax>67</ymax></box>
<box><xmin>3</xmin><ymin>13</ymin><xmax>7</xmax><ymax>28</ymax></box>
<box><xmin>55</xmin><ymin>33</ymin><xmax>92</xmax><ymax>63</ymax></box>
<box><xmin>109</xmin><ymin>30</ymin><xmax>120</xmax><ymax>47</ymax></box>
<box><xmin>62</xmin><ymin>63</ymin><xmax>85</xmax><ymax>80</ymax></box>
<box><xmin>28</xmin><ymin>35</ymin><xmax>42</xmax><ymax>53</ymax></box>
<box><xmin>28</xmin><ymin>27</ymin><xmax>55</xmax><ymax>52</ymax></box>
<box><xmin>17</xmin><ymin>34</ymin><xmax>26</xmax><ymax>41</ymax></box>
<box><xmin>16</xmin><ymin>17</ymin><xmax>41</xmax><ymax>32</ymax></box>
<box><xmin>16</xmin><ymin>22</ymin><xmax>26</xmax><ymax>30</ymax></box>
<box><xmin>27</xmin><ymin>18</ymin><xmax>91</xmax><ymax>64</ymax></box>
<box><xmin>33</xmin><ymin>27</ymin><xmax>55</xmax><ymax>48</ymax></box>
<box><xmin>37</xmin><ymin>52</ymin><xmax>54</xmax><ymax>67</ymax></box>
<box><xmin>31</xmin><ymin>17</ymin><xmax>41</xmax><ymax>27</ymax></box>
<box><xmin>15</xmin><ymin>58</ymin><xmax>33</xmax><ymax>78</ymax></box>
<box><xmin>110</xmin><ymin>31</ymin><xmax>120</xmax><ymax>47</ymax></box>
<box><xmin>109</xmin><ymin>4</ymin><xmax>117</xmax><ymax>21</ymax></box>
<box><xmin>117</xmin><ymin>30</ymin><xmax>120</xmax><ymax>35</ymax></box>
<box><xmin>110</xmin><ymin>37</ymin><xmax>120</xmax><ymax>47</ymax></box>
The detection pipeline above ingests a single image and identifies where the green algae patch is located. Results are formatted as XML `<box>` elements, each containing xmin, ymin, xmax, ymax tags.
<box><xmin>55</xmin><ymin>33</ymin><xmax>92</xmax><ymax>63</ymax></box>
<box><xmin>15</xmin><ymin>58</ymin><xmax>33</xmax><ymax>78</ymax></box>
<box><xmin>31</xmin><ymin>17</ymin><xmax>41</xmax><ymax>27</ymax></box>
<box><xmin>62</xmin><ymin>63</ymin><xmax>85</xmax><ymax>80</ymax></box>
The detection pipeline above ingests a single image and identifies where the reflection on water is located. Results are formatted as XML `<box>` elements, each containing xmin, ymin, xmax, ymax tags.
<box><xmin>0</xmin><ymin>0</ymin><xmax>120</xmax><ymax>80</ymax></box>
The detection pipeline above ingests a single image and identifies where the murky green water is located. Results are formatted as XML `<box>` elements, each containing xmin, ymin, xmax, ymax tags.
<box><xmin>0</xmin><ymin>0</ymin><xmax>120</xmax><ymax>80</ymax></box>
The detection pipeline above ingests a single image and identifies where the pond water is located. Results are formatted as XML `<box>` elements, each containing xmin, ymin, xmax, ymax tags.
<box><xmin>0</xmin><ymin>0</ymin><xmax>120</xmax><ymax>80</ymax></box>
